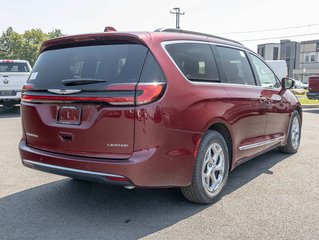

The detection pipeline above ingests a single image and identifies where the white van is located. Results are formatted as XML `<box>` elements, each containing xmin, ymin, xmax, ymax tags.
<box><xmin>0</xmin><ymin>60</ymin><xmax>32</xmax><ymax>109</ymax></box>
<box><xmin>266</xmin><ymin>60</ymin><xmax>288</xmax><ymax>80</ymax></box>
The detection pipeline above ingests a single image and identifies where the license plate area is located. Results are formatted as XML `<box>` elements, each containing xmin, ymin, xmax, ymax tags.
<box><xmin>57</xmin><ymin>106</ymin><xmax>82</xmax><ymax>125</ymax></box>
<box><xmin>0</xmin><ymin>90</ymin><xmax>15</xmax><ymax>96</ymax></box>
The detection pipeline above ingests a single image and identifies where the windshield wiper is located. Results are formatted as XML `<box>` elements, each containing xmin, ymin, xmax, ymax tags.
<box><xmin>61</xmin><ymin>78</ymin><xmax>107</xmax><ymax>86</ymax></box>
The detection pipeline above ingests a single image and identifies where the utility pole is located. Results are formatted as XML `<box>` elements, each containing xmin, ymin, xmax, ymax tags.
<box><xmin>170</xmin><ymin>7</ymin><xmax>185</xmax><ymax>29</ymax></box>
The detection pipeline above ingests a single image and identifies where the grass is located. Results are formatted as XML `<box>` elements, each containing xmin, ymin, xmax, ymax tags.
<box><xmin>298</xmin><ymin>98</ymin><xmax>319</xmax><ymax>105</ymax></box>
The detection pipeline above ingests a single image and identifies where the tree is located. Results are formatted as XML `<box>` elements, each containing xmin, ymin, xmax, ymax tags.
<box><xmin>0</xmin><ymin>27</ymin><xmax>24</xmax><ymax>60</ymax></box>
<box><xmin>20</xmin><ymin>29</ymin><xmax>48</xmax><ymax>66</ymax></box>
<box><xmin>0</xmin><ymin>27</ymin><xmax>65</xmax><ymax>66</ymax></box>
<box><xmin>48</xmin><ymin>29</ymin><xmax>64</xmax><ymax>39</ymax></box>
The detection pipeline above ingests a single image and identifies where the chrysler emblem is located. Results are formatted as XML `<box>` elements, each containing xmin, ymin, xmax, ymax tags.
<box><xmin>3</xmin><ymin>79</ymin><xmax>9</xmax><ymax>84</ymax></box>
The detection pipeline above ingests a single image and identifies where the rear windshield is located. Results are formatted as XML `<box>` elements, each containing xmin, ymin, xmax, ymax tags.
<box><xmin>29</xmin><ymin>44</ymin><xmax>149</xmax><ymax>89</ymax></box>
<box><xmin>0</xmin><ymin>62</ymin><xmax>30</xmax><ymax>72</ymax></box>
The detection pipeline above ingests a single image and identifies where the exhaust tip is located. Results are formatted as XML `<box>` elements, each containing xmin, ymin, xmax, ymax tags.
<box><xmin>124</xmin><ymin>186</ymin><xmax>135</xmax><ymax>190</ymax></box>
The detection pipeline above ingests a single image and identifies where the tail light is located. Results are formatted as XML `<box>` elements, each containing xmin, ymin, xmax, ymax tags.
<box><xmin>136</xmin><ymin>82</ymin><xmax>166</xmax><ymax>105</ymax></box>
<box><xmin>21</xmin><ymin>94</ymin><xmax>135</xmax><ymax>105</ymax></box>
<box><xmin>22</xmin><ymin>84</ymin><xmax>35</xmax><ymax>90</ymax></box>
<box><xmin>21</xmin><ymin>82</ymin><xmax>166</xmax><ymax>105</ymax></box>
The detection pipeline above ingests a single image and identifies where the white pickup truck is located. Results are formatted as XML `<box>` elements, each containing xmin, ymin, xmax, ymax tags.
<box><xmin>0</xmin><ymin>60</ymin><xmax>32</xmax><ymax>109</ymax></box>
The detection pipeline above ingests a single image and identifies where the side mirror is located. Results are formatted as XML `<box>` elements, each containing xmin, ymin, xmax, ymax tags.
<box><xmin>281</xmin><ymin>77</ymin><xmax>295</xmax><ymax>90</ymax></box>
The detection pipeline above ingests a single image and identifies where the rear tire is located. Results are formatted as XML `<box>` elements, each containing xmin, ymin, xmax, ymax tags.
<box><xmin>279</xmin><ymin>111</ymin><xmax>301</xmax><ymax>154</ymax></box>
<box><xmin>181</xmin><ymin>130</ymin><xmax>230</xmax><ymax>204</ymax></box>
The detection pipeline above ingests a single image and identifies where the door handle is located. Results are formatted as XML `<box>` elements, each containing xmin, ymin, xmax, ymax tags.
<box><xmin>259</xmin><ymin>96</ymin><xmax>273</xmax><ymax>104</ymax></box>
<box><xmin>259</xmin><ymin>97</ymin><xmax>267</xmax><ymax>103</ymax></box>
<box><xmin>266</xmin><ymin>98</ymin><xmax>273</xmax><ymax>104</ymax></box>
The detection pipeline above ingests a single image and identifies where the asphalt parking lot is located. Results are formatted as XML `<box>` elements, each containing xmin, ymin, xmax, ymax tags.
<box><xmin>0</xmin><ymin>107</ymin><xmax>318</xmax><ymax>240</ymax></box>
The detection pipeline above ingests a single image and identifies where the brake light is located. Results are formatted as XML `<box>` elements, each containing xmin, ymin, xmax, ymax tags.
<box><xmin>22</xmin><ymin>84</ymin><xmax>34</xmax><ymax>90</ymax></box>
<box><xmin>104</xmin><ymin>26</ymin><xmax>117</xmax><ymax>32</ymax></box>
<box><xmin>21</xmin><ymin>94</ymin><xmax>135</xmax><ymax>105</ymax></box>
<box><xmin>21</xmin><ymin>83</ymin><xmax>165</xmax><ymax>105</ymax></box>
<box><xmin>136</xmin><ymin>83</ymin><xmax>166</xmax><ymax>105</ymax></box>
<box><xmin>3</xmin><ymin>60</ymin><xmax>13</xmax><ymax>62</ymax></box>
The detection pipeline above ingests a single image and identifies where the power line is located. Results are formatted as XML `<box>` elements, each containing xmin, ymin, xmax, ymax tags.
<box><xmin>218</xmin><ymin>23</ymin><xmax>319</xmax><ymax>35</ymax></box>
<box><xmin>183</xmin><ymin>0</ymin><xmax>271</xmax><ymax>12</ymax></box>
<box><xmin>183</xmin><ymin>0</ymin><xmax>242</xmax><ymax>11</ymax></box>
<box><xmin>239</xmin><ymin>32</ymin><xmax>319</xmax><ymax>42</ymax></box>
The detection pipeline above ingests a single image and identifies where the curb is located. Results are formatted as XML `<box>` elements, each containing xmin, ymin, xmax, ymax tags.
<box><xmin>301</xmin><ymin>104</ymin><xmax>319</xmax><ymax>109</ymax></box>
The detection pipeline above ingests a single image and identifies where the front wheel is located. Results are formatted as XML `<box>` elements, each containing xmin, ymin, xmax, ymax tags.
<box><xmin>279</xmin><ymin>111</ymin><xmax>301</xmax><ymax>154</ymax></box>
<box><xmin>181</xmin><ymin>130</ymin><xmax>230</xmax><ymax>204</ymax></box>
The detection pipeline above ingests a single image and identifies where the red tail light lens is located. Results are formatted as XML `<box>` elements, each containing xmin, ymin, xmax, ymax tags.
<box><xmin>22</xmin><ymin>84</ymin><xmax>34</xmax><ymax>90</ymax></box>
<box><xmin>136</xmin><ymin>83</ymin><xmax>166</xmax><ymax>105</ymax></box>
<box><xmin>21</xmin><ymin>94</ymin><xmax>135</xmax><ymax>105</ymax></box>
<box><xmin>21</xmin><ymin>83</ymin><xmax>165</xmax><ymax>105</ymax></box>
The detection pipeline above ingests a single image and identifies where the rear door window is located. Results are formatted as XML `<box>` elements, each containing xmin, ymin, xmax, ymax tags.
<box><xmin>0</xmin><ymin>62</ymin><xmax>30</xmax><ymax>72</ymax></box>
<box><xmin>216</xmin><ymin>46</ymin><xmax>256</xmax><ymax>86</ymax></box>
<box><xmin>29</xmin><ymin>44</ymin><xmax>149</xmax><ymax>90</ymax></box>
<box><xmin>165</xmin><ymin>43</ymin><xmax>220</xmax><ymax>82</ymax></box>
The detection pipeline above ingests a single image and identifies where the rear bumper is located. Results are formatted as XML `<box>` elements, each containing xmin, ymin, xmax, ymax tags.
<box><xmin>307</xmin><ymin>92</ymin><xmax>319</xmax><ymax>99</ymax></box>
<box><xmin>22</xmin><ymin>159</ymin><xmax>130</xmax><ymax>185</ymax></box>
<box><xmin>0</xmin><ymin>91</ymin><xmax>21</xmax><ymax>100</ymax></box>
<box><xmin>19</xmin><ymin>139</ymin><xmax>195</xmax><ymax>187</ymax></box>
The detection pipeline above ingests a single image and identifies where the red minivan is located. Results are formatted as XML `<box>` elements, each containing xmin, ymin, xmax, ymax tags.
<box><xmin>19</xmin><ymin>28</ymin><xmax>302</xmax><ymax>204</ymax></box>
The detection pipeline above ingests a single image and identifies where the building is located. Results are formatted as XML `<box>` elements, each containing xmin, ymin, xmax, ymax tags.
<box><xmin>293</xmin><ymin>39</ymin><xmax>319</xmax><ymax>82</ymax></box>
<box><xmin>280</xmin><ymin>40</ymin><xmax>300</xmax><ymax>78</ymax></box>
<box><xmin>257</xmin><ymin>43</ymin><xmax>280</xmax><ymax>60</ymax></box>
<box><xmin>257</xmin><ymin>40</ymin><xmax>299</xmax><ymax>78</ymax></box>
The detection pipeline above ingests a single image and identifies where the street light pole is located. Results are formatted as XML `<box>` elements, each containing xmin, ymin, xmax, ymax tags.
<box><xmin>170</xmin><ymin>7</ymin><xmax>185</xmax><ymax>29</ymax></box>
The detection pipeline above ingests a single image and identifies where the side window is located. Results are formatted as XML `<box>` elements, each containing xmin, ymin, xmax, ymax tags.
<box><xmin>216</xmin><ymin>46</ymin><xmax>256</xmax><ymax>86</ymax></box>
<box><xmin>165</xmin><ymin>43</ymin><xmax>220</xmax><ymax>82</ymax></box>
<box><xmin>140</xmin><ymin>52</ymin><xmax>166</xmax><ymax>83</ymax></box>
<box><xmin>249</xmin><ymin>54</ymin><xmax>280</xmax><ymax>88</ymax></box>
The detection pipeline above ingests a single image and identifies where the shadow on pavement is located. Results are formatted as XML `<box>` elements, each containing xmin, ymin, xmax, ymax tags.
<box><xmin>0</xmin><ymin>150</ymin><xmax>290</xmax><ymax>240</ymax></box>
<box><xmin>0</xmin><ymin>106</ymin><xmax>20</xmax><ymax>118</ymax></box>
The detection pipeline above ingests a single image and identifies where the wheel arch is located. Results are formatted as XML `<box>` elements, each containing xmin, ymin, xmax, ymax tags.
<box><xmin>294</xmin><ymin>104</ymin><xmax>302</xmax><ymax>124</ymax></box>
<box><xmin>207</xmin><ymin>122</ymin><xmax>233</xmax><ymax>170</ymax></box>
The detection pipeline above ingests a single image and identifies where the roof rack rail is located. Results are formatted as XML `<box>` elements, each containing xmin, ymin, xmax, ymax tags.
<box><xmin>154</xmin><ymin>28</ymin><xmax>243</xmax><ymax>46</ymax></box>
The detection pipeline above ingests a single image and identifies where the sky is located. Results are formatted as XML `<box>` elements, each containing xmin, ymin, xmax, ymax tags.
<box><xmin>1</xmin><ymin>0</ymin><xmax>319</xmax><ymax>51</ymax></box>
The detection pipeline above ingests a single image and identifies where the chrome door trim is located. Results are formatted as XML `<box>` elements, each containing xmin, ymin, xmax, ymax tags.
<box><xmin>239</xmin><ymin>136</ymin><xmax>284</xmax><ymax>151</ymax></box>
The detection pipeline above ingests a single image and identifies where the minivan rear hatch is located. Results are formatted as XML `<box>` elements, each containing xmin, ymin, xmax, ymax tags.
<box><xmin>22</xmin><ymin>41</ymin><xmax>150</xmax><ymax>159</ymax></box>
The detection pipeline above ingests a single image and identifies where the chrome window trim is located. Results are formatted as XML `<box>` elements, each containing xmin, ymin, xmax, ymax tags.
<box><xmin>22</xmin><ymin>159</ymin><xmax>125</xmax><ymax>178</ymax></box>
<box><xmin>161</xmin><ymin>40</ymin><xmax>262</xmax><ymax>89</ymax></box>
<box><xmin>239</xmin><ymin>136</ymin><xmax>285</xmax><ymax>151</ymax></box>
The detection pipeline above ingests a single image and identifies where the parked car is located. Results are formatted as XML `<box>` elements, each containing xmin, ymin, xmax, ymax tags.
<box><xmin>19</xmin><ymin>28</ymin><xmax>302</xmax><ymax>204</ymax></box>
<box><xmin>294</xmin><ymin>79</ymin><xmax>308</xmax><ymax>89</ymax></box>
<box><xmin>307</xmin><ymin>76</ymin><xmax>319</xmax><ymax>99</ymax></box>
<box><xmin>0</xmin><ymin>60</ymin><xmax>32</xmax><ymax>109</ymax></box>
